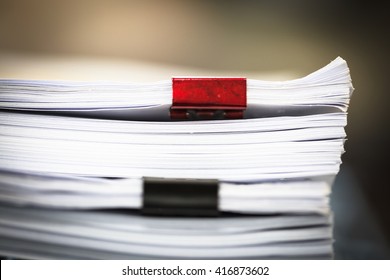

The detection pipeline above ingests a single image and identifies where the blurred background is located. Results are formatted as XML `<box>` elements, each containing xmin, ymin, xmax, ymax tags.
<box><xmin>0</xmin><ymin>0</ymin><xmax>389</xmax><ymax>258</ymax></box>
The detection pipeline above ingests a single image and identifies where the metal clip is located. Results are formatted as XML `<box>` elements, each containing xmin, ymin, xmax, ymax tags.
<box><xmin>170</xmin><ymin>78</ymin><xmax>246</xmax><ymax>120</ymax></box>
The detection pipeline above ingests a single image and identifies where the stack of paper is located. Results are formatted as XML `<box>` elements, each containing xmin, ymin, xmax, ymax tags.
<box><xmin>0</xmin><ymin>57</ymin><xmax>353</xmax><ymax>259</ymax></box>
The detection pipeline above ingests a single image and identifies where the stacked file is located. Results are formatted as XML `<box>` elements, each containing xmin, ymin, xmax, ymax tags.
<box><xmin>0</xmin><ymin>57</ymin><xmax>353</xmax><ymax>259</ymax></box>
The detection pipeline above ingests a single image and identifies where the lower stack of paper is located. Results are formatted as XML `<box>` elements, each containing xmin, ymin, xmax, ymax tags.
<box><xmin>0</xmin><ymin>112</ymin><xmax>339</xmax><ymax>259</ymax></box>
<box><xmin>0</xmin><ymin>57</ymin><xmax>353</xmax><ymax>259</ymax></box>
<box><xmin>0</xmin><ymin>203</ymin><xmax>332</xmax><ymax>259</ymax></box>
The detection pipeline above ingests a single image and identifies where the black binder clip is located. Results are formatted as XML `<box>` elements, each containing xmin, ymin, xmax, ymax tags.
<box><xmin>142</xmin><ymin>177</ymin><xmax>219</xmax><ymax>217</ymax></box>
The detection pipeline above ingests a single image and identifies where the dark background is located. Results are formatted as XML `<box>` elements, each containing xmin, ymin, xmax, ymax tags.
<box><xmin>0</xmin><ymin>0</ymin><xmax>389</xmax><ymax>258</ymax></box>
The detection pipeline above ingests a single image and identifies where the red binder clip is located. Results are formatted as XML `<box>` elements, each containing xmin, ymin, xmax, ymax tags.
<box><xmin>170</xmin><ymin>78</ymin><xmax>247</xmax><ymax>120</ymax></box>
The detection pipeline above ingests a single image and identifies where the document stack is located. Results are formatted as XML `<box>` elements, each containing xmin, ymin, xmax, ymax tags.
<box><xmin>0</xmin><ymin>57</ymin><xmax>353</xmax><ymax>259</ymax></box>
